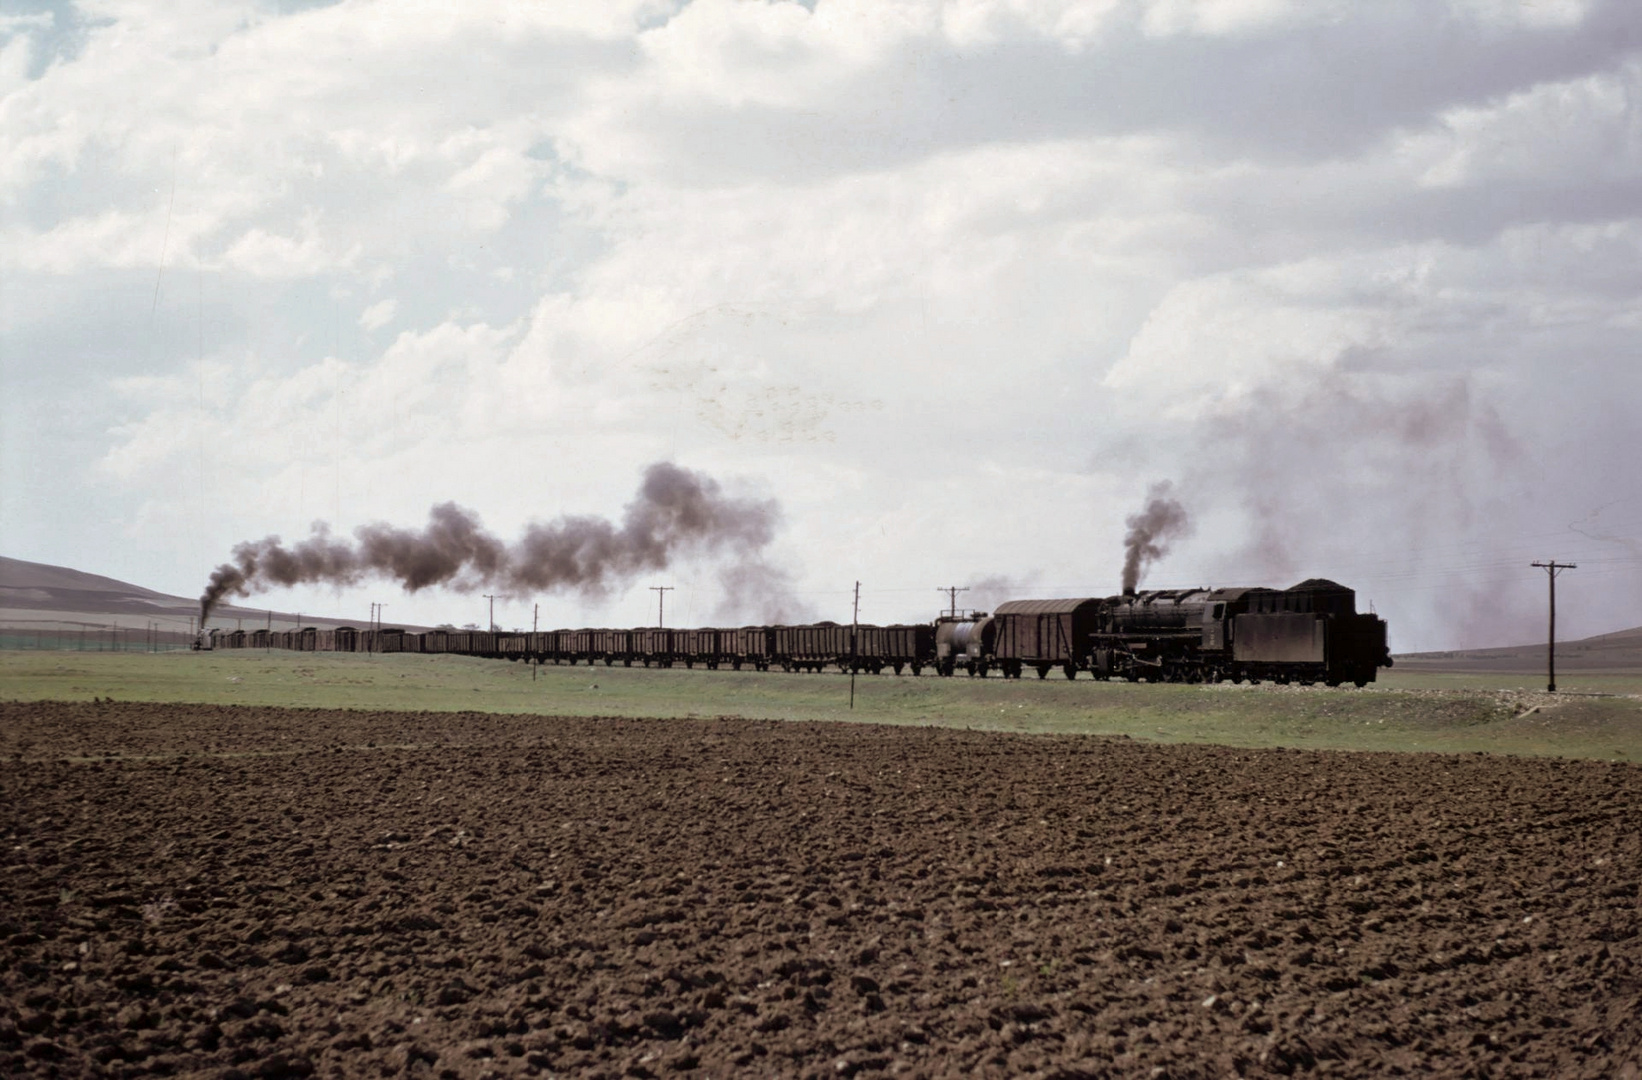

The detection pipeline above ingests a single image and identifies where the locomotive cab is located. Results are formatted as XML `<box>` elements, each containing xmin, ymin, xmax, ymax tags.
<box><xmin>1202</xmin><ymin>601</ymin><xmax>1227</xmax><ymax>650</ymax></box>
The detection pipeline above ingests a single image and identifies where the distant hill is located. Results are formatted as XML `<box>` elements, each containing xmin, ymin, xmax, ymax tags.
<box><xmin>1395</xmin><ymin>625</ymin><xmax>1642</xmax><ymax>673</ymax></box>
<box><xmin>0</xmin><ymin>555</ymin><xmax>381</xmax><ymax>634</ymax></box>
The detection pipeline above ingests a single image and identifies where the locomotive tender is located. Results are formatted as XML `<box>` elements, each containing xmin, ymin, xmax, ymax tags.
<box><xmin>203</xmin><ymin>577</ymin><xmax>1391</xmax><ymax>687</ymax></box>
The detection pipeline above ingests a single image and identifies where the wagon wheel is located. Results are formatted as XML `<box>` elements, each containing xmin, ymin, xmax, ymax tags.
<box><xmin>911</xmin><ymin>663</ymin><xmax>923</xmax><ymax>676</ymax></box>
<box><xmin>1062</xmin><ymin>663</ymin><xmax>1077</xmax><ymax>680</ymax></box>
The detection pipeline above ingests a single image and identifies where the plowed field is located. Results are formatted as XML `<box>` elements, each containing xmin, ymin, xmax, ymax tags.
<box><xmin>3</xmin><ymin>702</ymin><xmax>1639</xmax><ymax>1078</ymax></box>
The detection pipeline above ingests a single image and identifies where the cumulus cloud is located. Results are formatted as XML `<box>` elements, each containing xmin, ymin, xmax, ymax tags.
<box><xmin>4</xmin><ymin>0</ymin><xmax>1640</xmax><ymax>646</ymax></box>
<box><xmin>359</xmin><ymin>298</ymin><xmax>396</xmax><ymax>332</ymax></box>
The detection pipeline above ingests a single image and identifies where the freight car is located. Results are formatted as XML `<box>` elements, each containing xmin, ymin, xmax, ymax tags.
<box><xmin>202</xmin><ymin>578</ymin><xmax>1391</xmax><ymax>686</ymax></box>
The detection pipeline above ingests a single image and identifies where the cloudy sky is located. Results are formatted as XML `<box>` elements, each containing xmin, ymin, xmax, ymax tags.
<box><xmin>3</xmin><ymin>0</ymin><xmax>1639</xmax><ymax>650</ymax></box>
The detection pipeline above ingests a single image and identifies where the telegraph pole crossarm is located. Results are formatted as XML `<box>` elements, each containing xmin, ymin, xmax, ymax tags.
<box><xmin>939</xmin><ymin>586</ymin><xmax>969</xmax><ymax>619</ymax></box>
<box><xmin>1530</xmin><ymin>561</ymin><xmax>1577</xmax><ymax>693</ymax></box>
<box><xmin>649</xmin><ymin>586</ymin><xmax>675</xmax><ymax>628</ymax></box>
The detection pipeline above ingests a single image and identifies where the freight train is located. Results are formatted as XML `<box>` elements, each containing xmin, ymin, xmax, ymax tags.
<box><xmin>201</xmin><ymin>577</ymin><xmax>1391</xmax><ymax>687</ymax></box>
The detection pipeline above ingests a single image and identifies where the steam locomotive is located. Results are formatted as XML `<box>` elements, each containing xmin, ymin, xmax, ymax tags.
<box><xmin>201</xmin><ymin>577</ymin><xmax>1391</xmax><ymax>686</ymax></box>
<box><xmin>937</xmin><ymin>578</ymin><xmax>1389</xmax><ymax>686</ymax></box>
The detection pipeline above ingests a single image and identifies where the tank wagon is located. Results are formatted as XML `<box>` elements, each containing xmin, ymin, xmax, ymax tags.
<box><xmin>204</xmin><ymin>578</ymin><xmax>1390</xmax><ymax>686</ymax></box>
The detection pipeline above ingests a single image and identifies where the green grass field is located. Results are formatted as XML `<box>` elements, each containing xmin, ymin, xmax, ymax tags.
<box><xmin>3</xmin><ymin>649</ymin><xmax>1638</xmax><ymax>762</ymax></box>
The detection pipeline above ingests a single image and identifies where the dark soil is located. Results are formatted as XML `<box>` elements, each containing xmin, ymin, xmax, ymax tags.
<box><xmin>3</xmin><ymin>701</ymin><xmax>1640</xmax><ymax>1078</ymax></box>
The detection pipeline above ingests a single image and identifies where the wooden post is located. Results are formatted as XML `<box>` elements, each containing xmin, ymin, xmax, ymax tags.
<box><xmin>1530</xmin><ymin>561</ymin><xmax>1577</xmax><ymax>693</ymax></box>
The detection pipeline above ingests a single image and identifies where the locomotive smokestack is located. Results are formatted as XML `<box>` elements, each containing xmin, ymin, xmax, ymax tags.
<box><xmin>1121</xmin><ymin>481</ymin><xmax>1192</xmax><ymax>593</ymax></box>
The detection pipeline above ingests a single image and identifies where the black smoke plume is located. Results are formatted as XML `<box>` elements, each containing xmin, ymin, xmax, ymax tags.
<box><xmin>1121</xmin><ymin>481</ymin><xmax>1193</xmax><ymax>593</ymax></box>
<box><xmin>201</xmin><ymin>462</ymin><xmax>782</xmax><ymax>621</ymax></box>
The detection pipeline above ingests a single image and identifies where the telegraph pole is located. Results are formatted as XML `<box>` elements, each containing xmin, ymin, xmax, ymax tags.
<box><xmin>649</xmin><ymin>586</ymin><xmax>674</xmax><ymax>628</ymax></box>
<box><xmin>483</xmin><ymin>594</ymin><xmax>498</xmax><ymax>632</ymax></box>
<box><xmin>533</xmin><ymin>603</ymin><xmax>539</xmax><ymax>633</ymax></box>
<box><xmin>850</xmin><ymin>580</ymin><xmax>860</xmax><ymax>710</ymax></box>
<box><xmin>1530</xmin><ymin>561</ymin><xmax>1576</xmax><ymax>693</ymax></box>
<box><xmin>939</xmin><ymin>586</ymin><xmax>969</xmax><ymax>618</ymax></box>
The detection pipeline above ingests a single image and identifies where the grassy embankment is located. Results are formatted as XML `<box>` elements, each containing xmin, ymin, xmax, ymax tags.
<box><xmin>2</xmin><ymin>649</ymin><xmax>1639</xmax><ymax>761</ymax></box>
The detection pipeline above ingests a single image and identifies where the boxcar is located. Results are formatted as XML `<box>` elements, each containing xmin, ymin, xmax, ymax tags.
<box><xmin>990</xmin><ymin>598</ymin><xmax>1103</xmax><ymax>679</ymax></box>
